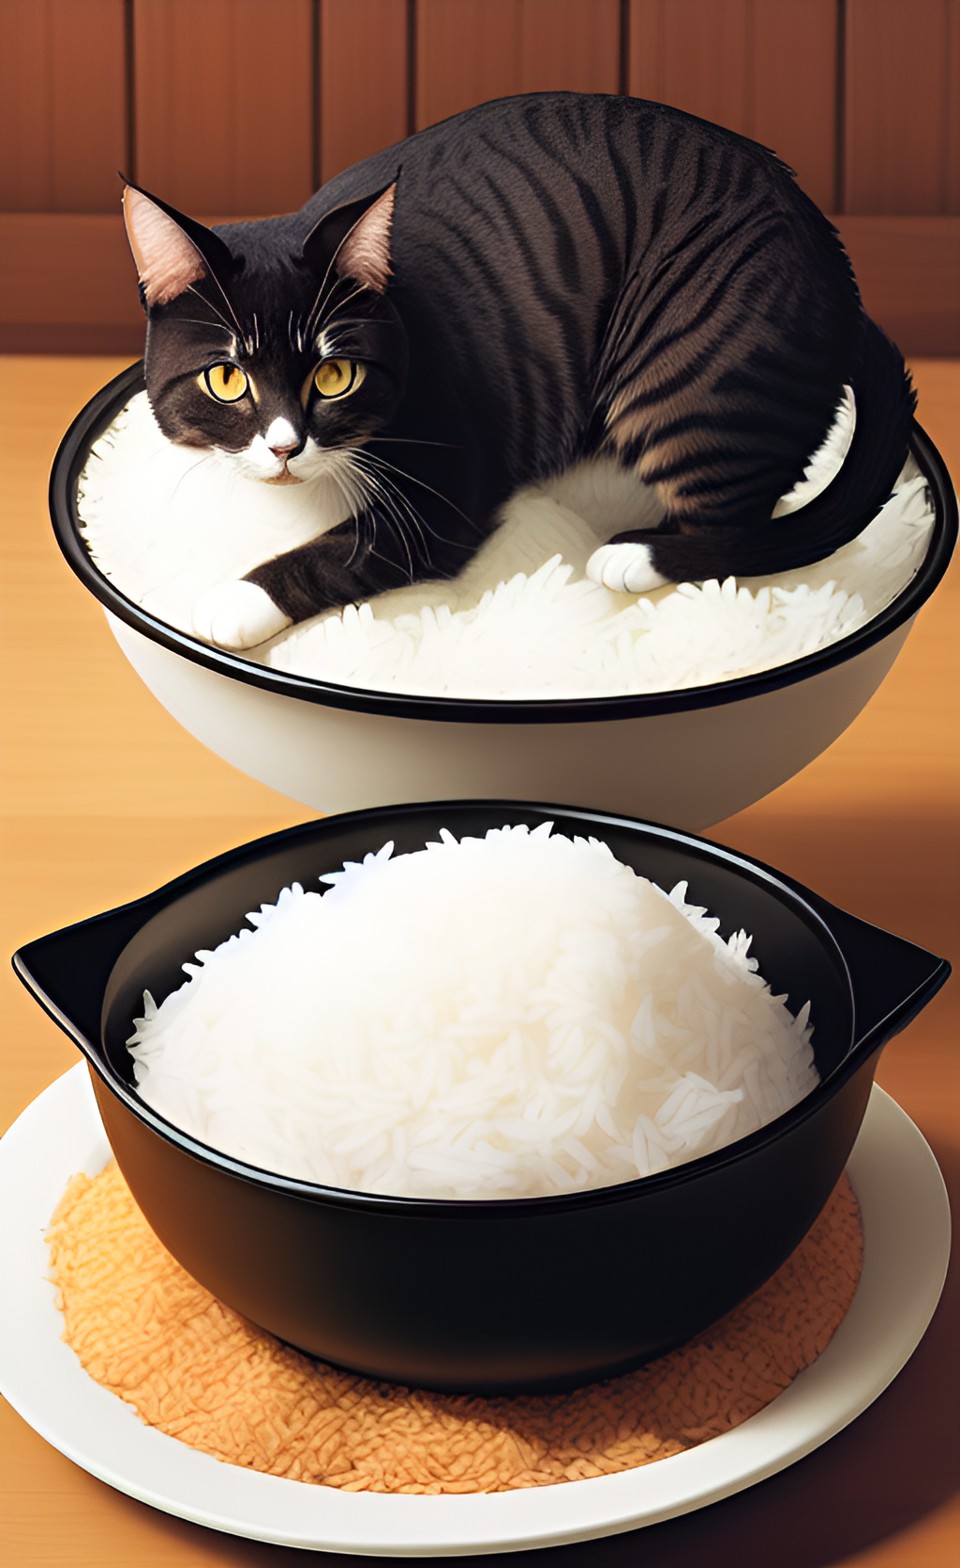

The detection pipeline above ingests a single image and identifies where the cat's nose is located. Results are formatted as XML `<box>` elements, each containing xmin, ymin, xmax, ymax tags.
<box><xmin>264</xmin><ymin>417</ymin><xmax>304</xmax><ymax>460</ymax></box>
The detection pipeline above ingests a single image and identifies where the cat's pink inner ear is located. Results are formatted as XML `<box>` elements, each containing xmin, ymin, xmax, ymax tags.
<box><xmin>123</xmin><ymin>187</ymin><xmax>207</xmax><ymax>308</ymax></box>
<box><xmin>338</xmin><ymin>184</ymin><xmax>396</xmax><ymax>294</ymax></box>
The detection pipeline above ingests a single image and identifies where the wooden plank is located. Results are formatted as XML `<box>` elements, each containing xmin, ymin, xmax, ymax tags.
<box><xmin>415</xmin><ymin>0</ymin><xmax>621</xmax><ymax>129</ymax></box>
<box><xmin>132</xmin><ymin>0</ymin><xmax>314</xmax><ymax>214</ymax></box>
<box><xmin>0</xmin><ymin>0</ymin><xmax>128</xmax><ymax>212</ymax></box>
<box><xmin>629</xmin><ymin>0</ymin><xmax>752</xmax><ymax>132</ymax></box>
<box><xmin>319</xmin><ymin>0</ymin><xmax>410</xmax><ymax>181</ymax></box>
<box><xmin>0</xmin><ymin>214</ymin><xmax>144</xmax><ymax>354</ymax></box>
<box><xmin>949</xmin><ymin>0</ymin><xmax>960</xmax><ymax>213</ymax></box>
<box><xmin>628</xmin><ymin>0</ymin><xmax>838</xmax><ymax>211</ymax></box>
<box><xmin>750</xmin><ymin>0</ymin><xmax>838</xmax><ymax>211</ymax></box>
<box><xmin>3</xmin><ymin>212</ymin><xmax>958</xmax><ymax>356</ymax></box>
<box><xmin>834</xmin><ymin>214</ymin><xmax>960</xmax><ymax>355</ymax></box>
<box><xmin>844</xmin><ymin>0</ymin><xmax>955</xmax><ymax>214</ymax></box>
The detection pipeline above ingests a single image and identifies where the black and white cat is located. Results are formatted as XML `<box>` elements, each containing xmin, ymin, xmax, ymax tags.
<box><xmin>123</xmin><ymin>92</ymin><xmax>915</xmax><ymax>650</ymax></box>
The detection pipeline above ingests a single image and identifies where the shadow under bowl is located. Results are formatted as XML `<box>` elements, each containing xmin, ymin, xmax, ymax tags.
<box><xmin>49</xmin><ymin>366</ymin><xmax>958</xmax><ymax>829</ymax></box>
<box><xmin>13</xmin><ymin>801</ymin><xmax>950</xmax><ymax>1393</ymax></box>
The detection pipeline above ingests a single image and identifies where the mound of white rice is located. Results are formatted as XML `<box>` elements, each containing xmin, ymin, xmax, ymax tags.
<box><xmin>78</xmin><ymin>391</ymin><xmax>935</xmax><ymax>699</ymax></box>
<box><xmin>128</xmin><ymin>824</ymin><xmax>817</xmax><ymax>1199</ymax></box>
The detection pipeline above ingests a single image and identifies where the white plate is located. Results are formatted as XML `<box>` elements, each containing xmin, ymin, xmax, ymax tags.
<box><xmin>0</xmin><ymin>1066</ymin><xmax>951</xmax><ymax>1557</ymax></box>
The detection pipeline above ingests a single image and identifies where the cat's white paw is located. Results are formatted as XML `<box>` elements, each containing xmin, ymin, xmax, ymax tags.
<box><xmin>586</xmin><ymin>542</ymin><xmax>670</xmax><ymax>594</ymax></box>
<box><xmin>192</xmin><ymin>581</ymin><xmax>293</xmax><ymax>650</ymax></box>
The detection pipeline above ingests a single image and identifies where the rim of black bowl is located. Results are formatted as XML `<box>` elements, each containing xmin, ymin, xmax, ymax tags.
<box><xmin>50</xmin><ymin>362</ymin><xmax>958</xmax><ymax>725</ymax></box>
<box><xmin>22</xmin><ymin>801</ymin><xmax>890</xmax><ymax>1217</ymax></box>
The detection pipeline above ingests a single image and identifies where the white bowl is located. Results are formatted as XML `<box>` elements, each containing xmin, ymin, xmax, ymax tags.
<box><xmin>51</xmin><ymin>366</ymin><xmax>957</xmax><ymax>829</ymax></box>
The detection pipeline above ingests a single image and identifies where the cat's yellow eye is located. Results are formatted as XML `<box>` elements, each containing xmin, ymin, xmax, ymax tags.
<box><xmin>313</xmin><ymin>358</ymin><xmax>364</xmax><ymax>400</ymax></box>
<box><xmin>200</xmin><ymin>363</ymin><xmax>249</xmax><ymax>404</ymax></box>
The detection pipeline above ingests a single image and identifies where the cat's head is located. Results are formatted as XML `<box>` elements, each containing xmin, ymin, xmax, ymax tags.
<box><xmin>122</xmin><ymin>179</ymin><xmax>408</xmax><ymax>486</ymax></box>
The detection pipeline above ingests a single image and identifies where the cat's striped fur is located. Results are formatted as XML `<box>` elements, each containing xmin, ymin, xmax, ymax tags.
<box><xmin>125</xmin><ymin>93</ymin><xmax>914</xmax><ymax>649</ymax></box>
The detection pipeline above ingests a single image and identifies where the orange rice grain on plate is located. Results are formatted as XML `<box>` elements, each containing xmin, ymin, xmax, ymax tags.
<box><xmin>47</xmin><ymin>1163</ymin><xmax>862</xmax><ymax>1494</ymax></box>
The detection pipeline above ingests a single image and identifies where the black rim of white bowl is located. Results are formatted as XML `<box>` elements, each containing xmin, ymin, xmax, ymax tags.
<box><xmin>50</xmin><ymin>361</ymin><xmax>958</xmax><ymax>725</ymax></box>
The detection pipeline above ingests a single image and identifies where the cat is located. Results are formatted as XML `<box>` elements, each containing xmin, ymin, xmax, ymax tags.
<box><xmin>122</xmin><ymin>91</ymin><xmax>915</xmax><ymax>651</ymax></box>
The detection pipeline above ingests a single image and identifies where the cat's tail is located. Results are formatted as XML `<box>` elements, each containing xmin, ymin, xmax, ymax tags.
<box><xmin>592</xmin><ymin>316</ymin><xmax>916</xmax><ymax>591</ymax></box>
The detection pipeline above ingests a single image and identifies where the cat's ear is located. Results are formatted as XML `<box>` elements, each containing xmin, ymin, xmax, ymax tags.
<box><xmin>122</xmin><ymin>181</ymin><xmax>234</xmax><ymax>310</ymax></box>
<box><xmin>301</xmin><ymin>178</ymin><xmax>398</xmax><ymax>295</ymax></box>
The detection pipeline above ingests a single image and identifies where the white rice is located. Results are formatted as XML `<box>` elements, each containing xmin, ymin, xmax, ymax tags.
<box><xmin>127</xmin><ymin>824</ymin><xmax>818</xmax><ymax>1199</ymax></box>
<box><xmin>77</xmin><ymin>391</ymin><xmax>935</xmax><ymax>700</ymax></box>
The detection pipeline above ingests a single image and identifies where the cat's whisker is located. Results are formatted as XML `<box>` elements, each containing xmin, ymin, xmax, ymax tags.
<box><xmin>317</xmin><ymin>324</ymin><xmax>370</xmax><ymax>357</ymax></box>
<box><xmin>169</xmin><ymin>316</ymin><xmax>235</xmax><ymax>335</ymax></box>
<box><xmin>330</xmin><ymin>447</ymin><xmax>375</xmax><ymax>521</ymax></box>
<box><xmin>368</xmin><ymin>490</ymin><xmax>420</xmax><ymax>582</ymax></box>
<box><xmin>309</xmin><ymin>279</ymin><xmax>370</xmax><ymax>349</ymax></box>
<box><xmin>322</xmin><ymin>282</ymin><xmax>369</xmax><ymax>321</ymax></box>
<box><xmin>290</xmin><ymin>310</ymin><xmax>309</xmax><ymax>354</ymax></box>
<box><xmin>304</xmin><ymin>267</ymin><xmax>342</xmax><ymax>343</ymax></box>
<box><xmin>350</xmin><ymin>469</ymin><xmax>440</xmax><ymax>562</ymax></box>
<box><xmin>356</xmin><ymin>464</ymin><xmax>454</xmax><ymax>585</ymax></box>
<box><xmin>305</xmin><ymin>195</ymin><xmax>387</xmax><ymax>340</ymax></box>
<box><xmin>184</xmin><ymin>249</ymin><xmax>247</xmax><ymax>341</ymax></box>
<box><xmin>309</xmin><ymin>305</ymin><xmax>361</xmax><ymax>361</ymax></box>
<box><xmin>335</xmin><ymin>445</ymin><xmax>425</xmax><ymax>575</ymax></box>
<box><xmin>166</xmin><ymin>449</ymin><xmax>218</xmax><ymax>505</ymax></box>
<box><xmin>361</xmin><ymin>507</ymin><xmax>409</xmax><ymax>578</ymax></box>
<box><xmin>318</xmin><ymin>458</ymin><xmax>367</xmax><ymax>570</ymax></box>
<box><xmin>368</xmin><ymin>435</ymin><xmax>463</xmax><ymax>451</ymax></box>
<box><xmin>183</xmin><ymin>284</ymin><xmax>240</xmax><ymax>345</ymax></box>
<box><xmin>368</xmin><ymin>498</ymin><xmax>417</xmax><ymax>580</ymax></box>
<box><xmin>304</xmin><ymin>272</ymin><xmax>352</xmax><ymax>347</ymax></box>
<box><xmin>358</xmin><ymin>450</ymin><xmax>484</xmax><ymax>540</ymax></box>
<box><xmin>348</xmin><ymin>461</ymin><xmax>423</xmax><ymax>579</ymax></box>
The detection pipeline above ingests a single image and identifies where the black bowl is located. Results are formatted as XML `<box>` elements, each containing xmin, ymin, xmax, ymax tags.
<box><xmin>13</xmin><ymin>802</ymin><xmax>949</xmax><ymax>1393</ymax></box>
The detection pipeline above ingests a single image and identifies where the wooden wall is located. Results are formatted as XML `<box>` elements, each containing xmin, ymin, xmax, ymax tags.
<box><xmin>1</xmin><ymin>0</ymin><xmax>958</xmax><ymax>353</ymax></box>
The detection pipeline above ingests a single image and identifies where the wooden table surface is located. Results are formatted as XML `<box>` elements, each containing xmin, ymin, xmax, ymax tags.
<box><xmin>1</xmin><ymin>355</ymin><xmax>957</xmax><ymax>1567</ymax></box>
